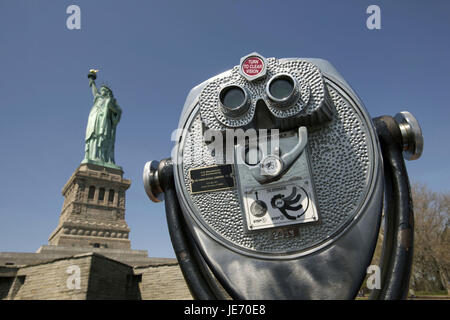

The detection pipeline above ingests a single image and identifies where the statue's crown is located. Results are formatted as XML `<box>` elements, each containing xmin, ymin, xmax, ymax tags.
<box><xmin>100</xmin><ymin>83</ymin><xmax>111</xmax><ymax>90</ymax></box>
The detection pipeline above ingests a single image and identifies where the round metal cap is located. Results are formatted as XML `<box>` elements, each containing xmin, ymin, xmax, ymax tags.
<box><xmin>394</xmin><ymin>111</ymin><xmax>424</xmax><ymax>161</ymax></box>
<box><xmin>143</xmin><ymin>160</ymin><xmax>164</xmax><ymax>202</ymax></box>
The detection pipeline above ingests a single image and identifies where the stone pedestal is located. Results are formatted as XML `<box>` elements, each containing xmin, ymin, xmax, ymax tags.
<box><xmin>48</xmin><ymin>163</ymin><xmax>132</xmax><ymax>250</ymax></box>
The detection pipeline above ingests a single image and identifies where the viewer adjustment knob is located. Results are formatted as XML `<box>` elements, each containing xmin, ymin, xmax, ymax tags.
<box><xmin>143</xmin><ymin>160</ymin><xmax>164</xmax><ymax>203</ymax></box>
<box><xmin>394</xmin><ymin>111</ymin><xmax>424</xmax><ymax>161</ymax></box>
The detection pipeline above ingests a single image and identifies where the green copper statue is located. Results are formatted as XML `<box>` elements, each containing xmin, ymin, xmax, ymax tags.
<box><xmin>82</xmin><ymin>70</ymin><xmax>122</xmax><ymax>169</ymax></box>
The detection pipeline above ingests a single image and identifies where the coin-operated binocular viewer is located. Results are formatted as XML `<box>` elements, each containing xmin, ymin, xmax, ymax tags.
<box><xmin>143</xmin><ymin>53</ymin><xmax>423</xmax><ymax>300</ymax></box>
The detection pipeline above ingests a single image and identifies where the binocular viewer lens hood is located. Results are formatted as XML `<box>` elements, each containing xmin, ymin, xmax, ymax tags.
<box><xmin>143</xmin><ymin>53</ymin><xmax>423</xmax><ymax>300</ymax></box>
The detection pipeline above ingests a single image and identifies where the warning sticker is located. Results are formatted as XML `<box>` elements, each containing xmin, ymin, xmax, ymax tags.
<box><xmin>243</xmin><ymin>180</ymin><xmax>319</xmax><ymax>231</ymax></box>
<box><xmin>189</xmin><ymin>164</ymin><xmax>236</xmax><ymax>194</ymax></box>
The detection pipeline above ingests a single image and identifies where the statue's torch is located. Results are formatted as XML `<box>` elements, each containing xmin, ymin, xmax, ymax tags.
<box><xmin>88</xmin><ymin>69</ymin><xmax>99</xmax><ymax>80</ymax></box>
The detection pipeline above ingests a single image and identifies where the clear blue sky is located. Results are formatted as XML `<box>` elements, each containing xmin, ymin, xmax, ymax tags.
<box><xmin>0</xmin><ymin>0</ymin><xmax>449</xmax><ymax>258</ymax></box>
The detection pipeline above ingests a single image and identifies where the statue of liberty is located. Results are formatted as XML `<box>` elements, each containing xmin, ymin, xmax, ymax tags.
<box><xmin>82</xmin><ymin>70</ymin><xmax>122</xmax><ymax>169</ymax></box>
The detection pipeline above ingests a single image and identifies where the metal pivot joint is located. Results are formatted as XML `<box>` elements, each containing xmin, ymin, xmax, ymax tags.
<box><xmin>394</xmin><ymin>111</ymin><xmax>424</xmax><ymax>161</ymax></box>
<box><xmin>143</xmin><ymin>158</ymin><xmax>174</xmax><ymax>203</ymax></box>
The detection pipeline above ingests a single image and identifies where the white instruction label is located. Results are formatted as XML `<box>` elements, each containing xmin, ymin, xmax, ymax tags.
<box><xmin>243</xmin><ymin>180</ymin><xmax>319</xmax><ymax>230</ymax></box>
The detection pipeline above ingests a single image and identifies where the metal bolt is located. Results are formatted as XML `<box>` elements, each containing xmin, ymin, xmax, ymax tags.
<box><xmin>143</xmin><ymin>160</ymin><xmax>164</xmax><ymax>203</ymax></box>
<box><xmin>394</xmin><ymin>111</ymin><xmax>424</xmax><ymax>161</ymax></box>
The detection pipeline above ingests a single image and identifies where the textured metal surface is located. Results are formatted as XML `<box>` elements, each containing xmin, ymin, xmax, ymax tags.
<box><xmin>180</xmin><ymin>80</ymin><xmax>372</xmax><ymax>255</ymax></box>
<box><xmin>199</xmin><ymin>58</ymin><xmax>332</xmax><ymax>130</ymax></box>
